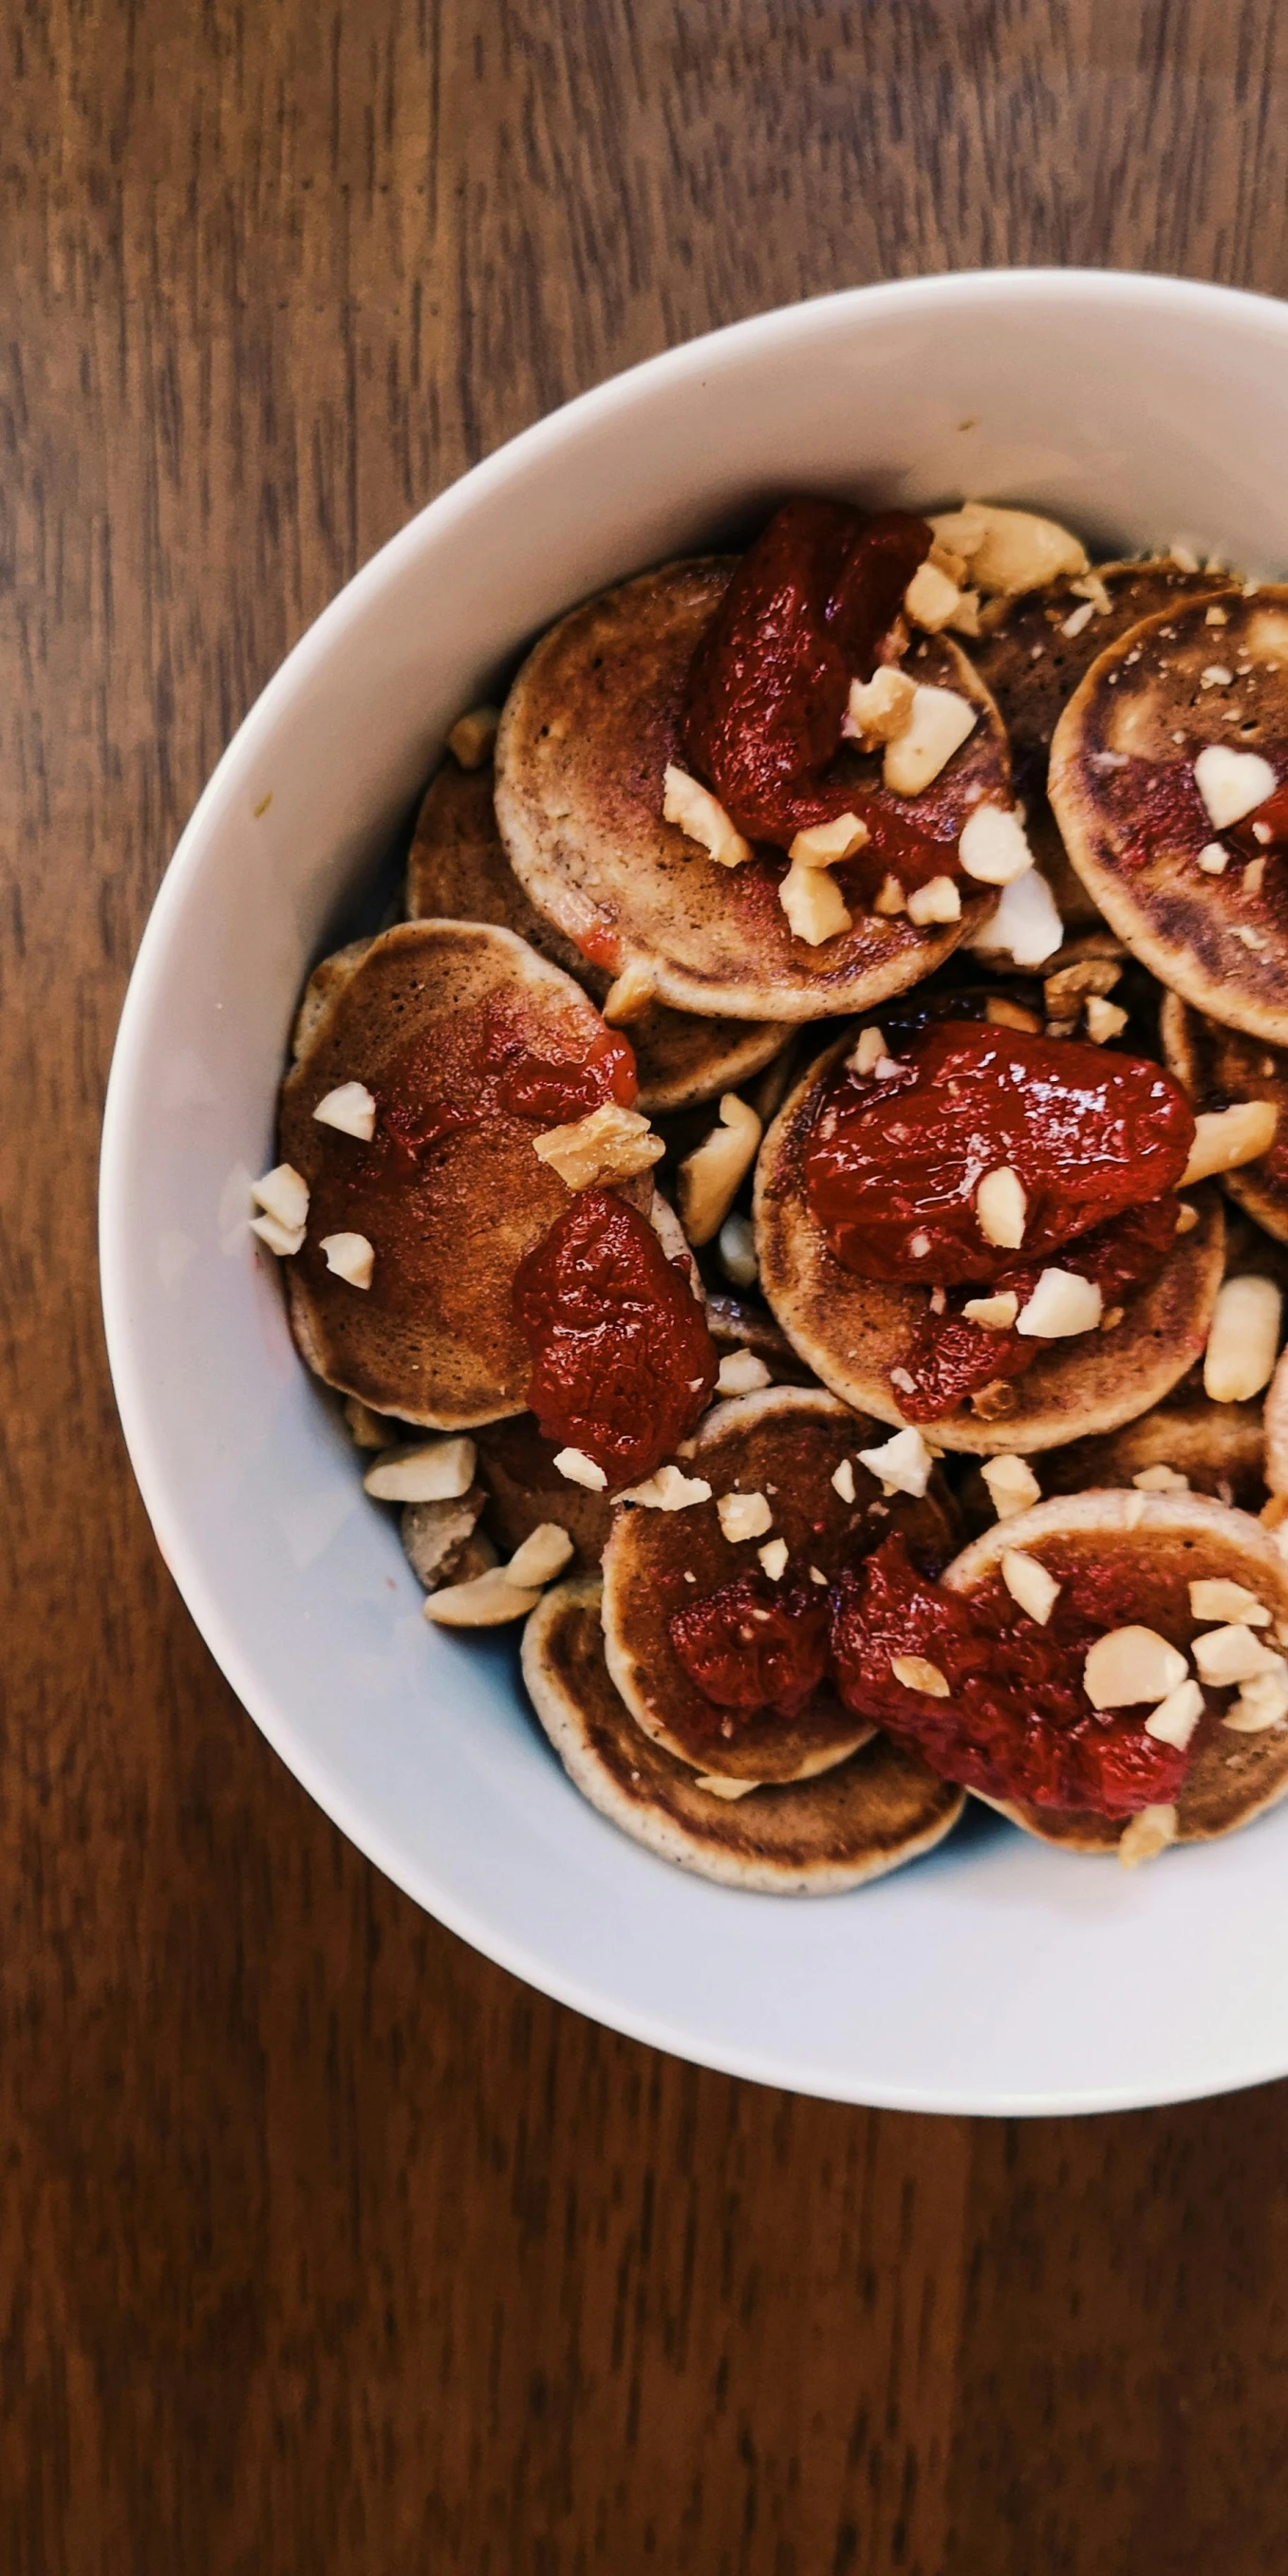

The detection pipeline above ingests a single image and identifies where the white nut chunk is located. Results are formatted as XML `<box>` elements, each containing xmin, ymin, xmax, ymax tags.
<box><xmin>849</xmin><ymin>1025</ymin><xmax>888</xmax><ymax>1077</ymax></box>
<box><xmin>553</xmin><ymin>1447</ymin><xmax>607</xmax><ymax>1491</ymax></box>
<box><xmin>364</xmin><ymin>1436</ymin><xmax>477</xmax><ymax>1503</ymax></box>
<box><xmin>619</xmin><ymin>1464</ymin><xmax>713</xmax><ymax>1510</ymax></box>
<box><xmin>1192</xmin><ymin>743</ymin><xmax>1276</xmax><ymax>831</ymax></box>
<box><xmin>976</xmin><ymin>1165</ymin><xmax>1027</xmax><ymax>1250</ymax></box>
<box><xmin>1017</xmin><ymin>1268</ymin><xmax>1103</xmax><ymax>1339</ymax></box>
<box><xmin>980</xmin><ymin>1455</ymin><xmax>1040</xmax><ymax>1520</ymax></box>
<box><xmin>663</xmin><ymin>763</ymin><xmax>753</xmax><ymax>868</ymax></box>
<box><xmin>716</xmin><ymin>1350</ymin><xmax>773</xmax><ymax>1395</ymax></box>
<box><xmin>927</xmin><ymin>503</ymin><xmax>1089</xmax><ymax>596</ymax></box>
<box><xmin>1144</xmin><ymin>1677</ymin><xmax>1205</xmax><ymax>1749</ymax></box>
<box><xmin>677</xmin><ymin>1093</ymin><xmax>763</xmax><ymax>1247</ymax></box>
<box><xmin>831</xmin><ymin>1458</ymin><xmax>856</xmax><ymax>1503</ymax></box>
<box><xmin>1085</xmin><ymin>996</ymin><xmax>1129</xmax><ymax>1044</ymax></box>
<box><xmin>904</xmin><ymin>559</ymin><xmax>967</xmax><ymax>632</ymax></box>
<box><xmin>1223</xmin><ymin>1664</ymin><xmax>1288</xmax><ymax>1731</ymax></box>
<box><xmin>1188</xmin><ymin>1577</ymin><xmax>1271</xmax><ymax>1627</ymax></box>
<box><xmin>1191</xmin><ymin>1624</ymin><xmax>1284</xmax><ymax>1687</ymax></box>
<box><xmin>883</xmin><ymin>685</ymin><xmax>978</xmax><ymax>797</ymax></box>
<box><xmin>968</xmin><ymin>866</ymin><xmax>1064</xmax><ymax>968</ymax></box>
<box><xmin>1000</xmin><ymin>1549</ymin><xmax>1060</xmax><ymax>1625</ymax></box>
<box><xmin>423</xmin><ymin>1567</ymin><xmax>542</xmax><ymax>1627</ymax></box>
<box><xmin>758</xmin><ymin>1538</ymin><xmax>789</xmax><ymax>1581</ymax></box>
<box><xmin>843</xmin><ymin>666</ymin><xmax>917</xmax><ymax>747</ymax></box>
<box><xmin>1083</xmin><ymin>1625</ymin><xmax>1189</xmax><ymax>1710</ymax></box>
<box><xmin>962</xmin><ymin>1290</ymin><xmax>1020</xmax><ymax>1330</ymax></box>
<box><xmin>1203</xmin><ymin>1275</ymin><xmax>1282</xmax><ymax>1404</ymax></box>
<box><xmin>718</xmin><ymin>1212</ymin><xmax>758</xmax><ymax>1290</ymax></box>
<box><xmin>320</xmin><ymin>1231</ymin><xmax>374</xmax><ymax>1289</ymax></box>
<box><xmin>855</xmin><ymin>1426</ymin><xmax>934</xmax><ymax>1499</ymax></box>
<box><xmin>906</xmin><ymin>874</ymin><xmax>961</xmax><ymax>926</ymax></box>
<box><xmin>1118</xmin><ymin>1802</ymin><xmax>1179</xmax><ymax>1869</ymax></box>
<box><xmin>778</xmin><ymin>858</ymin><xmax>852</xmax><ymax>945</ymax></box>
<box><xmin>958</xmin><ymin>804</ymin><xmax>1035</xmax><ymax>887</ymax></box>
<box><xmin>717</xmin><ymin>1489</ymin><xmax>774</xmax><ymax>1543</ymax></box>
<box><xmin>1180</xmin><ymin>1101</ymin><xmax>1278</xmax><ymax>1185</ymax></box>
<box><xmin>1132</xmin><ymin>1465</ymin><xmax>1188</xmax><ymax>1492</ymax></box>
<box><xmin>250</xmin><ymin>1210</ymin><xmax>307</xmax><ymax>1258</ymax></box>
<box><xmin>601</xmin><ymin>958</ymin><xmax>657</xmax><ymax>1024</ymax></box>
<box><xmin>251</xmin><ymin>1162</ymin><xmax>309</xmax><ymax>1241</ymax></box>
<box><xmin>504</xmin><ymin>1522</ymin><xmax>575</xmax><ymax>1588</ymax></box>
<box><xmin>312</xmin><ymin>1081</ymin><xmax>377</xmax><ymax>1141</ymax></box>
<box><xmin>788</xmin><ymin>812</ymin><xmax>869</xmax><ymax>867</ymax></box>
<box><xmin>532</xmin><ymin>1100</ymin><xmax>664</xmax><ymax>1191</ymax></box>
<box><xmin>890</xmin><ymin>1652</ymin><xmax>951</xmax><ymax>1698</ymax></box>
<box><xmin>445</xmin><ymin>704</ymin><xmax>501</xmax><ymax>769</ymax></box>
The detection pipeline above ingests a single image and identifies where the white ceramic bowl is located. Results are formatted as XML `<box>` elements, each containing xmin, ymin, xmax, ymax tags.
<box><xmin>102</xmin><ymin>270</ymin><xmax>1288</xmax><ymax>2116</ymax></box>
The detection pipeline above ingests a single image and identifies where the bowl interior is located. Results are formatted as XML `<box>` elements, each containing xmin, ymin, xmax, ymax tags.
<box><xmin>102</xmin><ymin>271</ymin><xmax>1288</xmax><ymax>2114</ymax></box>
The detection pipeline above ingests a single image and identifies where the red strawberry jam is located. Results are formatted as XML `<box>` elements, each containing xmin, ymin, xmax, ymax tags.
<box><xmin>378</xmin><ymin>997</ymin><xmax>638</xmax><ymax>1163</ymax></box>
<box><xmin>668</xmin><ymin>1575</ymin><xmax>831</xmax><ymax>1726</ymax></box>
<box><xmin>1229</xmin><ymin>776</ymin><xmax>1288</xmax><ymax>858</ymax></box>
<box><xmin>513</xmin><ymin>1188</ymin><xmax>718</xmax><ymax>1487</ymax></box>
<box><xmin>830</xmin><ymin>1537</ymin><xmax>1189</xmax><ymax>1816</ymax></box>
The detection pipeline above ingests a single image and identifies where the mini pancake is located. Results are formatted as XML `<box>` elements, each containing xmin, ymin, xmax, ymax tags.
<box><xmin>944</xmin><ymin>1490</ymin><xmax>1288</xmax><ymax>1852</ymax></box>
<box><xmin>406</xmin><ymin>755</ymin><xmax>783</xmax><ymax>1112</ymax></box>
<box><xmin>277</xmin><ymin>919</ymin><xmax>652</xmax><ymax>1428</ymax></box>
<box><xmin>522</xmin><ymin>1577</ymin><xmax>964</xmax><ymax>1893</ymax></box>
<box><xmin>703</xmin><ymin>1291</ymin><xmax>822</xmax><ymax>1387</ymax></box>
<box><xmin>1049</xmin><ymin>588</ymin><xmax>1288</xmax><ymax>1045</ymax></box>
<box><xmin>601</xmin><ymin>1386</ymin><xmax>960</xmax><ymax>1783</ymax></box>
<box><xmin>971</xmin><ymin>558</ymin><xmax>1234</xmax><ymax>926</ymax></box>
<box><xmin>290</xmin><ymin>939</ymin><xmax>373</xmax><ymax>1060</ymax></box>
<box><xmin>474</xmin><ymin>1414</ymin><xmax>615</xmax><ymax>1569</ymax></box>
<box><xmin>754</xmin><ymin>1036</ymin><xmax>1225</xmax><ymax>1455</ymax></box>
<box><xmin>958</xmin><ymin>1379</ymin><xmax>1267</xmax><ymax>1537</ymax></box>
<box><xmin>1159</xmin><ymin>991</ymin><xmax>1288</xmax><ymax>1242</ymax></box>
<box><xmin>495</xmin><ymin>557</ymin><xmax>1008</xmax><ymax>1023</ymax></box>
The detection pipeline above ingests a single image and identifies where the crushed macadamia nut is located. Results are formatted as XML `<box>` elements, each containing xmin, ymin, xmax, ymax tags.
<box><xmin>968</xmin><ymin>865</ymin><xmax>1063</xmax><ymax>968</ymax></box>
<box><xmin>601</xmin><ymin>958</ymin><xmax>657</xmax><ymax>1024</ymax></box>
<box><xmin>981</xmin><ymin>1455</ymin><xmax>1040</xmax><ymax>1519</ymax></box>
<box><xmin>1189</xmin><ymin>1578</ymin><xmax>1271</xmax><ymax>1627</ymax></box>
<box><xmin>976</xmin><ymin>1165</ymin><xmax>1027</xmax><ymax>1250</ymax></box>
<box><xmin>883</xmin><ymin>685</ymin><xmax>978</xmax><ymax>797</ymax></box>
<box><xmin>958</xmin><ymin>803</ymin><xmax>1035</xmax><ymax>887</ymax></box>
<box><xmin>320</xmin><ymin>1231</ymin><xmax>374</xmax><ymax>1288</ymax></box>
<box><xmin>1118</xmin><ymin>1802</ymin><xmax>1179</xmax><ymax>1868</ymax></box>
<box><xmin>445</xmin><ymin>705</ymin><xmax>501</xmax><ymax>769</ymax></box>
<box><xmin>843</xmin><ymin>666</ymin><xmax>917</xmax><ymax>748</ymax></box>
<box><xmin>554</xmin><ymin>1447</ymin><xmax>607</xmax><ymax>1491</ymax></box>
<box><xmin>855</xmin><ymin>1427</ymin><xmax>934</xmax><ymax>1499</ymax></box>
<box><xmin>364</xmin><ymin>1436</ymin><xmax>477</xmax><ymax>1503</ymax></box>
<box><xmin>890</xmin><ymin>1652</ymin><xmax>951</xmax><ymax>1698</ymax></box>
<box><xmin>719</xmin><ymin>1212</ymin><xmax>758</xmax><ymax>1290</ymax></box>
<box><xmin>252</xmin><ymin>1163</ymin><xmax>309</xmax><ymax>1235</ymax></box>
<box><xmin>1181</xmin><ymin>1102</ymin><xmax>1278</xmax><ymax>1185</ymax></box>
<box><xmin>906</xmin><ymin>874</ymin><xmax>961</xmax><ymax>926</ymax></box>
<box><xmin>313</xmin><ymin>1080</ymin><xmax>377</xmax><ymax>1141</ymax></box>
<box><xmin>1017</xmin><ymin>1269</ymin><xmax>1103</xmax><ymax>1339</ymax></box>
<box><xmin>677</xmin><ymin>1093</ymin><xmax>762</xmax><ymax>1246</ymax></box>
<box><xmin>788</xmin><ymin>812</ymin><xmax>869</xmax><ymax>868</ymax></box>
<box><xmin>1000</xmin><ymin>1549</ymin><xmax>1060</xmax><ymax>1625</ymax></box>
<box><xmin>758</xmin><ymin>1538</ymin><xmax>789</xmax><ymax>1581</ymax></box>
<box><xmin>1144</xmin><ymin>1678</ymin><xmax>1204</xmax><ymax>1750</ymax></box>
<box><xmin>717</xmin><ymin>1489</ymin><xmax>774</xmax><ymax>1543</ymax></box>
<box><xmin>1204</xmin><ymin>1275</ymin><xmax>1282</xmax><ymax>1404</ymax></box>
<box><xmin>504</xmin><ymin>1523</ymin><xmax>575</xmax><ymax>1588</ymax></box>
<box><xmin>1084</xmin><ymin>1626</ymin><xmax>1188</xmax><ymax>1710</ymax></box>
<box><xmin>663</xmin><ymin>763</ymin><xmax>753</xmax><ymax>868</ymax></box>
<box><xmin>904</xmin><ymin>559</ymin><xmax>966</xmax><ymax>633</ymax></box>
<box><xmin>779</xmin><ymin>858</ymin><xmax>853</xmax><ymax>944</ymax></box>
<box><xmin>620</xmin><ymin>1463</ymin><xmax>714</xmax><ymax>1510</ymax></box>
<box><xmin>927</xmin><ymin>503</ymin><xmax>1088</xmax><ymax>595</ymax></box>
<box><xmin>424</xmin><ymin>1566</ymin><xmax>540</xmax><ymax>1627</ymax></box>
<box><xmin>1193</xmin><ymin>743</ymin><xmax>1276</xmax><ymax>831</ymax></box>
<box><xmin>532</xmin><ymin>1100</ymin><xmax>663</xmax><ymax>1191</ymax></box>
<box><xmin>716</xmin><ymin>1349</ymin><xmax>773</xmax><ymax>1395</ymax></box>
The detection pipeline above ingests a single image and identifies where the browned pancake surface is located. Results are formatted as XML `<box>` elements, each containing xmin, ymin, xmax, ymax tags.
<box><xmin>474</xmin><ymin>1414</ymin><xmax>616</xmax><ymax>1569</ymax></box>
<box><xmin>522</xmin><ymin>1577</ymin><xmax>963</xmax><ymax>1893</ymax></box>
<box><xmin>946</xmin><ymin>1490</ymin><xmax>1288</xmax><ymax>1851</ymax></box>
<box><xmin>753</xmin><ymin>1037</ymin><xmax>1224</xmax><ymax>1455</ymax></box>
<box><xmin>278</xmin><ymin>920</ymin><xmax>649</xmax><ymax>1427</ymax></box>
<box><xmin>1049</xmin><ymin>589</ymin><xmax>1288</xmax><ymax>1043</ymax></box>
<box><xmin>958</xmin><ymin>1379</ymin><xmax>1266</xmax><ymax>1537</ymax></box>
<box><xmin>495</xmin><ymin>558</ymin><xmax>1006</xmax><ymax>1022</ymax></box>
<box><xmin>601</xmin><ymin>1387</ymin><xmax>959</xmax><ymax>1781</ymax></box>
<box><xmin>1160</xmin><ymin>990</ymin><xmax>1288</xmax><ymax>1242</ymax></box>
<box><xmin>406</xmin><ymin>756</ymin><xmax>783</xmax><ymax>1111</ymax></box>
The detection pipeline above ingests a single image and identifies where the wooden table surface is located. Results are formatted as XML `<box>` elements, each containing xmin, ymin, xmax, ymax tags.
<box><xmin>8</xmin><ymin>4</ymin><xmax>1288</xmax><ymax>2567</ymax></box>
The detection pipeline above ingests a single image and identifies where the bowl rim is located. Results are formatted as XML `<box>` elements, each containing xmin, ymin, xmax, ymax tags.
<box><xmin>101</xmin><ymin>266</ymin><xmax>1288</xmax><ymax>2115</ymax></box>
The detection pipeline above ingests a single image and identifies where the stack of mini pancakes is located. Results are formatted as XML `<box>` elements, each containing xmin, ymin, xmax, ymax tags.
<box><xmin>267</xmin><ymin>509</ymin><xmax>1288</xmax><ymax>1891</ymax></box>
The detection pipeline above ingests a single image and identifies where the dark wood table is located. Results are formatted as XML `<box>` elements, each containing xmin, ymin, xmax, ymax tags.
<box><xmin>9</xmin><ymin>5</ymin><xmax>1288</xmax><ymax>2566</ymax></box>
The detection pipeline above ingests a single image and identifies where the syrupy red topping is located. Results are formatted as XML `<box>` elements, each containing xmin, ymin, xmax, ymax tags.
<box><xmin>830</xmin><ymin>1538</ymin><xmax>1189</xmax><ymax>1816</ymax></box>
<box><xmin>681</xmin><ymin>497</ymin><xmax>932</xmax><ymax>849</ymax></box>
<box><xmin>1229</xmin><ymin>778</ymin><xmax>1288</xmax><ymax>859</ymax></box>
<box><xmin>891</xmin><ymin>1194</ymin><xmax>1183</xmax><ymax>1422</ymax></box>
<box><xmin>668</xmin><ymin>1575</ymin><xmax>831</xmax><ymax>1729</ymax></box>
<box><xmin>513</xmin><ymin>1188</ymin><xmax>718</xmax><ymax>1486</ymax></box>
<box><xmin>377</xmin><ymin>996</ymin><xmax>637</xmax><ymax>1167</ymax></box>
<box><xmin>1100</xmin><ymin>752</ymin><xmax>1288</xmax><ymax>878</ymax></box>
<box><xmin>804</xmin><ymin>1020</ymin><xmax>1195</xmax><ymax>1287</ymax></box>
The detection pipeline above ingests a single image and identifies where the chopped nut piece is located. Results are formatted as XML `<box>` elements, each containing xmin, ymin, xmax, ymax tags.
<box><xmin>1100</xmin><ymin>1306</ymin><xmax>1125</xmax><ymax>1332</ymax></box>
<box><xmin>619</xmin><ymin>1463</ymin><xmax>714</xmax><ymax>1509</ymax></box>
<box><xmin>401</xmin><ymin>1495</ymin><xmax>489</xmax><ymax>1592</ymax></box>
<box><xmin>1193</xmin><ymin>743</ymin><xmax>1277</xmax><ymax>830</ymax></box>
<box><xmin>423</xmin><ymin>1567</ymin><xmax>541</xmax><ymax>1627</ymax></box>
<box><xmin>1069</xmin><ymin>571</ymin><xmax>1112</xmax><ymax>613</ymax></box>
<box><xmin>344</xmin><ymin>1395</ymin><xmax>389</xmax><ymax>1449</ymax></box>
<box><xmin>962</xmin><ymin>1289</ymin><xmax>1020</xmax><ymax>1330</ymax></box>
<box><xmin>717</xmin><ymin>1489</ymin><xmax>774</xmax><ymax>1542</ymax></box>
<box><xmin>927</xmin><ymin>503</ymin><xmax>1088</xmax><ymax>595</ymax></box>
<box><xmin>601</xmin><ymin>958</ymin><xmax>657</xmax><ymax>1024</ymax></box>
<box><xmin>1189</xmin><ymin>1577</ymin><xmax>1271</xmax><ymax>1626</ymax></box>
<box><xmin>718</xmin><ymin>1212</ymin><xmax>758</xmax><ymax>1290</ymax></box>
<box><xmin>779</xmin><ymin>858</ymin><xmax>853</xmax><ymax>944</ymax></box>
<box><xmin>971</xmin><ymin>1379</ymin><xmax>1020</xmax><ymax>1421</ymax></box>
<box><xmin>905</xmin><ymin>559</ymin><xmax>966</xmax><ymax>632</ymax></box>
<box><xmin>1201</xmin><ymin>663</ymin><xmax>1234</xmax><ymax>688</ymax></box>
<box><xmin>1203</xmin><ymin>1274</ymin><xmax>1282</xmax><ymax>1403</ymax></box>
<box><xmin>883</xmin><ymin>685</ymin><xmax>978</xmax><ymax>796</ymax></box>
<box><xmin>831</xmin><ymin>1458</ymin><xmax>856</xmax><ymax>1504</ymax></box>
<box><xmin>981</xmin><ymin>1455</ymin><xmax>1041</xmax><ymax>1519</ymax></box>
<box><xmin>693</xmin><ymin>1773</ymin><xmax>762</xmax><ymax>1799</ymax></box>
<box><xmin>445</xmin><ymin>704</ymin><xmax>501</xmax><ymax>769</ymax></box>
<box><xmin>1243</xmin><ymin>856</ymin><xmax>1267</xmax><ymax>897</ymax></box>
<box><xmin>843</xmin><ymin>666</ymin><xmax>917</xmax><ymax>747</ymax></box>
<box><xmin>789</xmin><ymin>812</ymin><xmax>869</xmax><ymax>867</ymax></box>
<box><xmin>677</xmin><ymin>1093</ymin><xmax>763</xmax><ymax>1246</ymax></box>
<box><xmin>855</xmin><ymin>1426</ymin><xmax>934</xmax><ymax>1498</ymax></box>
<box><xmin>1017</xmin><ymin>1268</ymin><xmax>1103</xmax><ymax>1339</ymax></box>
<box><xmin>906</xmin><ymin>874</ymin><xmax>961</xmax><ymax>926</ymax></box>
<box><xmin>313</xmin><ymin>1080</ymin><xmax>377</xmax><ymax>1141</ymax></box>
<box><xmin>532</xmin><ymin>1100</ymin><xmax>664</xmax><ymax>1190</ymax></box>
<box><xmin>250</xmin><ymin>1211</ymin><xmax>307</xmax><ymax>1257</ymax></box>
<box><xmin>1044</xmin><ymin>959</ymin><xmax>1123</xmax><ymax>1012</ymax></box>
<box><xmin>1205</xmin><ymin>603</ymin><xmax>1230</xmax><ymax>625</ymax></box>
<box><xmin>1197</xmin><ymin>842</ymin><xmax>1230</xmax><ymax>874</ymax></box>
<box><xmin>758</xmin><ymin>1538</ymin><xmax>790</xmax><ymax>1581</ymax></box>
<box><xmin>849</xmin><ymin>1025</ymin><xmax>888</xmax><ymax>1076</ymax></box>
<box><xmin>716</xmin><ymin>1349</ymin><xmax>773</xmax><ymax>1395</ymax></box>
<box><xmin>976</xmin><ymin>1165</ymin><xmax>1027</xmax><ymax>1249</ymax></box>
<box><xmin>1118</xmin><ymin>1802</ymin><xmax>1179</xmax><ymax>1867</ymax></box>
<box><xmin>1084</xmin><ymin>1625</ymin><xmax>1189</xmax><ymax>1709</ymax></box>
<box><xmin>1144</xmin><ymin>1677</ymin><xmax>1204</xmax><ymax>1749</ymax></box>
<box><xmin>364</xmin><ymin>1436</ymin><xmax>477</xmax><ymax>1503</ymax></box>
<box><xmin>968</xmin><ymin>866</ymin><xmax>1063</xmax><ymax>967</ymax></box>
<box><xmin>958</xmin><ymin>803</ymin><xmax>1035</xmax><ymax>886</ymax></box>
<box><xmin>872</xmin><ymin>873</ymin><xmax>907</xmax><ymax>916</ymax></box>
<box><xmin>663</xmin><ymin>763</ymin><xmax>753</xmax><ymax>868</ymax></box>
<box><xmin>1193</xmin><ymin>1624</ymin><xmax>1283</xmax><ymax>1685</ymax></box>
<box><xmin>252</xmin><ymin>1162</ymin><xmax>309</xmax><ymax>1232</ymax></box>
<box><xmin>1132</xmin><ymin>1465</ymin><xmax>1189</xmax><ymax>1492</ymax></box>
<box><xmin>1223</xmin><ymin>1665</ymin><xmax>1288</xmax><ymax>1731</ymax></box>
<box><xmin>505</xmin><ymin>1523</ymin><xmax>575</xmax><ymax>1588</ymax></box>
<box><xmin>554</xmin><ymin>1447</ymin><xmax>607</xmax><ymax>1491</ymax></box>
<box><xmin>948</xmin><ymin>590</ymin><xmax>982</xmax><ymax>638</ymax></box>
<box><xmin>1085</xmin><ymin>996</ymin><xmax>1129</xmax><ymax>1043</ymax></box>
<box><xmin>1175</xmin><ymin>1201</ymin><xmax>1200</xmax><ymax>1233</ymax></box>
<box><xmin>985</xmin><ymin>997</ymin><xmax>1043</xmax><ymax>1033</ymax></box>
<box><xmin>320</xmin><ymin>1231</ymin><xmax>374</xmax><ymax>1288</ymax></box>
<box><xmin>1001</xmin><ymin>1549</ymin><xmax>1060</xmax><ymax>1624</ymax></box>
<box><xmin>890</xmin><ymin>1652</ymin><xmax>951</xmax><ymax>1697</ymax></box>
<box><xmin>1060</xmin><ymin>600</ymin><xmax>1095</xmax><ymax>640</ymax></box>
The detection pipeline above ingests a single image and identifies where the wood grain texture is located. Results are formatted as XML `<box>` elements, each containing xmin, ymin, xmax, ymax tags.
<box><xmin>6</xmin><ymin>2</ymin><xmax>1288</xmax><ymax>2567</ymax></box>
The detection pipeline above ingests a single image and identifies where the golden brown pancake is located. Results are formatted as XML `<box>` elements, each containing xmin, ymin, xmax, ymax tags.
<box><xmin>1262</xmin><ymin>1346</ymin><xmax>1288</xmax><ymax>1497</ymax></box>
<box><xmin>406</xmin><ymin>756</ymin><xmax>784</xmax><ymax>1111</ymax></box>
<box><xmin>1159</xmin><ymin>990</ymin><xmax>1288</xmax><ymax>1242</ymax></box>
<box><xmin>290</xmin><ymin>939</ymin><xmax>373</xmax><ymax>1061</ymax></box>
<box><xmin>522</xmin><ymin>1577</ymin><xmax>964</xmax><ymax>1893</ymax></box>
<box><xmin>754</xmin><ymin>1036</ymin><xmax>1225</xmax><ymax>1455</ymax></box>
<box><xmin>495</xmin><ymin>557</ymin><xmax>1009</xmax><ymax>1022</ymax></box>
<box><xmin>944</xmin><ymin>1490</ymin><xmax>1288</xmax><ymax>1851</ymax></box>
<box><xmin>971</xmin><ymin>559</ymin><xmax>1235</xmax><ymax>926</ymax></box>
<box><xmin>958</xmin><ymin>1377</ymin><xmax>1267</xmax><ymax>1537</ymax></box>
<box><xmin>278</xmin><ymin>920</ymin><xmax>652</xmax><ymax>1428</ymax></box>
<box><xmin>474</xmin><ymin>1414</ymin><xmax>616</xmax><ymax>1570</ymax></box>
<box><xmin>600</xmin><ymin>1386</ymin><xmax>960</xmax><ymax>1783</ymax></box>
<box><xmin>1049</xmin><ymin>589</ymin><xmax>1288</xmax><ymax>1044</ymax></box>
